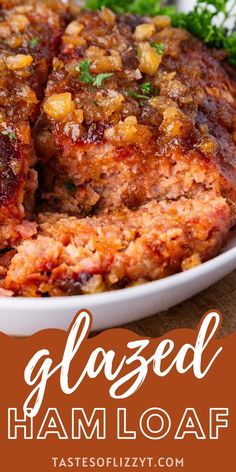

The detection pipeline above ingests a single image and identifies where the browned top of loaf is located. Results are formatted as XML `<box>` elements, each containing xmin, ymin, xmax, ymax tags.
<box><xmin>0</xmin><ymin>1</ymin><xmax>65</xmax><ymax>238</ymax></box>
<box><xmin>0</xmin><ymin>2</ymin><xmax>65</xmax><ymax>121</ymax></box>
<box><xmin>0</xmin><ymin>0</ymin><xmax>67</xmax><ymax>13</ymax></box>
<box><xmin>36</xmin><ymin>9</ymin><xmax>236</xmax><ymax>218</ymax></box>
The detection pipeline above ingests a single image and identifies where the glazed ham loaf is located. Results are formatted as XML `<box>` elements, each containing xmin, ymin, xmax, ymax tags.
<box><xmin>0</xmin><ymin>0</ymin><xmax>66</xmax><ymax>249</ymax></box>
<box><xmin>1</xmin><ymin>7</ymin><xmax>236</xmax><ymax>297</ymax></box>
<box><xmin>36</xmin><ymin>9</ymin><xmax>236</xmax><ymax>221</ymax></box>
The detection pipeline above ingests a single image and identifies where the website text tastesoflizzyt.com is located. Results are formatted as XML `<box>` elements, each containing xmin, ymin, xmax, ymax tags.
<box><xmin>51</xmin><ymin>456</ymin><xmax>185</xmax><ymax>469</ymax></box>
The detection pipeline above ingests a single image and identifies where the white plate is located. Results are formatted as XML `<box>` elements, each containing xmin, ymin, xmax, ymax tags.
<box><xmin>1</xmin><ymin>1</ymin><xmax>236</xmax><ymax>336</ymax></box>
<box><xmin>0</xmin><ymin>231</ymin><xmax>236</xmax><ymax>336</ymax></box>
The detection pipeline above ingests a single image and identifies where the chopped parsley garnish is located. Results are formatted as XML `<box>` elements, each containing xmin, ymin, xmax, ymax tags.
<box><xmin>1</xmin><ymin>130</ymin><xmax>16</xmax><ymax>140</ymax></box>
<box><xmin>140</xmin><ymin>82</ymin><xmax>151</xmax><ymax>95</ymax></box>
<box><xmin>29</xmin><ymin>65</ymin><xmax>35</xmax><ymax>75</ymax></box>
<box><xmin>93</xmin><ymin>73</ymin><xmax>113</xmax><ymax>87</ymax></box>
<box><xmin>75</xmin><ymin>60</ymin><xmax>113</xmax><ymax>87</ymax></box>
<box><xmin>128</xmin><ymin>81</ymin><xmax>155</xmax><ymax>105</ymax></box>
<box><xmin>150</xmin><ymin>41</ymin><xmax>165</xmax><ymax>55</ymax></box>
<box><xmin>128</xmin><ymin>89</ymin><xmax>149</xmax><ymax>101</ymax></box>
<box><xmin>65</xmin><ymin>181</ymin><xmax>77</xmax><ymax>194</ymax></box>
<box><xmin>29</xmin><ymin>37</ymin><xmax>40</xmax><ymax>48</ymax></box>
<box><xmin>75</xmin><ymin>59</ymin><xmax>94</xmax><ymax>84</ymax></box>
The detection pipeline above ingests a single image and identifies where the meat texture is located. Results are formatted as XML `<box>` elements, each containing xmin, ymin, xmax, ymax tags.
<box><xmin>4</xmin><ymin>192</ymin><xmax>231</xmax><ymax>296</ymax></box>
<box><xmin>2</xmin><ymin>7</ymin><xmax>236</xmax><ymax>297</ymax></box>
<box><xmin>0</xmin><ymin>0</ymin><xmax>66</xmax><ymax>249</ymax></box>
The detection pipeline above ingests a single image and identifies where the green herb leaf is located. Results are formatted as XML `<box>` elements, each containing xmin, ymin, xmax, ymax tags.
<box><xmin>224</xmin><ymin>31</ymin><xmax>236</xmax><ymax>66</ymax></box>
<box><xmin>172</xmin><ymin>1</ymin><xmax>236</xmax><ymax>67</ymax></box>
<box><xmin>29</xmin><ymin>65</ymin><xmax>35</xmax><ymax>75</ymax></box>
<box><xmin>128</xmin><ymin>81</ymin><xmax>155</xmax><ymax>104</ymax></box>
<box><xmin>76</xmin><ymin>61</ymin><xmax>113</xmax><ymax>87</ymax></box>
<box><xmin>1</xmin><ymin>130</ymin><xmax>16</xmax><ymax>140</ymax></box>
<box><xmin>150</xmin><ymin>41</ymin><xmax>165</xmax><ymax>55</ymax></box>
<box><xmin>128</xmin><ymin>89</ymin><xmax>149</xmax><ymax>101</ymax></box>
<box><xmin>75</xmin><ymin>59</ymin><xmax>94</xmax><ymax>84</ymax></box>
<box><xmin>172</xmin><ymin>1</ymin><xmax>231</xmax><ymax>46</ymax></box>
<box><xmin>202</xmin><ymin>1</ymin><xmax>228</xmax><ymax>13</ymax></box>
<box><xmin>140</xmin><ymin>82</ymin><xmax>151</xmax><ymax>95</ymax></box>
<box><xmin>93</xmin><ymin>73</ymin><xmax>113</xmax><ymax>87</ymax></box>
<box><xmin>85</xmin><ymin>0</ymin><xmax>175</xmax><ymax>16</ymax></box>
<box><xmin>29</xmin><ymin>37</ymin><xmax>40</xmax><ymax>48</ymax></box>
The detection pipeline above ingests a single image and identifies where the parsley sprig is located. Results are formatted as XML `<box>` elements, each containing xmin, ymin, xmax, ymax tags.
<box><xmin>85</xmin><ymin>0</ymin><xmax>175</xmax><ymax>16</ymax></box>
<box><xmin>140</xmin><ymin>82</ymin><xmax>152</xmax><ymax>95</ymax></box>
<box><xmin>1</xmin><ymin>130</ymin><xmax>16</xmax><ymax>140</ymax></box>
<box><xmin>93</xmin><ymin>72</ymin><xmax>114</xmax><ymax>87</ymax></box>
<box><xmin>150</xmin><ymin>41</ymin><xmax>165</xmax><ymax>54</ymax></box>
<box><xmin>172</xmin><ymin>1</ymin><xmax>236</xmax><ymax>66</ymax></box>
<box><xmin>75</xmin><ymin>60</ymin><xmax>113</xmax><ymax>86</ymax></box>
<box><xmin>75</xmin><ymin>59</ymin><xmax>94</xmax><ymax>84</ymax></box>
<box><xmin>128</xmin><ymin>89</ymin><xmax>150</xmax><ymax>101</ymax></box>
<box><xmin>128</xmin><ymin>81</ymin><xmax>155</xmax><ymax>105</ymax></box>
<box><xmin>29</xmin><ymin>37</ymin><xmax>40</xmax><ymax>48</ymax></box>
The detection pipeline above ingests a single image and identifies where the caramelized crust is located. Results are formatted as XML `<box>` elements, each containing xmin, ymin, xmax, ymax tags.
<box><xmin>36</xmin><ymin>10</ymin><xmax>236</xmax><ymax>219</ymax></box>
<box><xmin>0</xmin><ymin>1</ymin><xmax>66</xmax><ymax>249</ymax></box>
<box><xmin>0</xmin><ymin>1</ymin><xmax>66</xmax><ymax>119</ymax></box>
<box><xmin>0</xmin><ymin>0</ymin><xmax>67</xmax><ymax>13</ymax></box>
